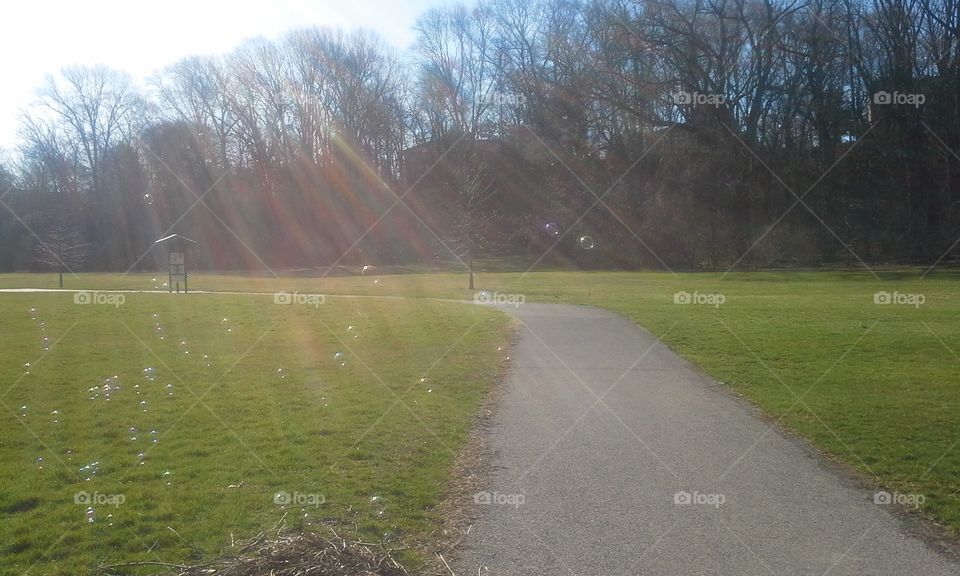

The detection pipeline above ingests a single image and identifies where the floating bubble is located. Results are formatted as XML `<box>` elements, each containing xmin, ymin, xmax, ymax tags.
<box><xmin>347</xmin><ymin>325</ymin><xmax>354</xmax><ymax>332</ymax></box>
<box><xmin>578</xmin><ymin>235</ymin><xmax>595</xmax><ymax>250</ymax></box>
<box><xmin>139</xmin><ymin>400</ymin><xmax>148</xmax><ymax>412</ymax></box>
<box><xmin>277</xmin><ymin>368</ymin><xmax>285</xmax><ymax>379</ymax></box>
<box><xmin>544</xmin><ymin>222</ymin><xmax>560</xmax><ymax>237</ymax></box>
<box><xmin>36</xmin><ymin>457</ymin><xmax>44</xmax><ymax>469</ymax></box>
<box><xmin>142</xmin><ymin>367</ymin><xmax>156</xmax><ymax>381</ymax></box>
<box><xmin>143</xmin><ymin>193</ymin><xmax>153</xmax><ymax>205</ymax></box>
<box><xmin>137</xmin><ymin>452</ymin><xmax>145</xmax><ymax>465</ymax></box>
<box><xmin>79</xmin><ymin>461</ymin><xmax>100</xmax><ymax>480</ymax></box>
<box><xmin>361</xmin><ymin>265</ymin><xmax>376</xmax><ymax>275</ymax></box>
<box><xmin>369</xmin><ymin>497</ymin><xmax>387</xmax><ymax>517</ymax></box>
<box><xmin>86</xmin><ymin>507</ymin><xmax>96</xmax><ymax>523</ymax></box>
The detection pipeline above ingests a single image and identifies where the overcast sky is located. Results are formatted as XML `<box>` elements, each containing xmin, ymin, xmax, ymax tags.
<box><xmin>0</xmin><ymin>0</ymin><xmax>447</xmax><ymax>152</ymax></box>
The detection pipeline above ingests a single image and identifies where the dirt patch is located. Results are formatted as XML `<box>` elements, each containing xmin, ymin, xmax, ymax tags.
<box><xmin>424</xmin><ymin>319</ymin><xmax>521</xmax><ymax>573</ymax></box>
<box><xmin>101</xmin><ymin>529</ymin><xmax>408</xmax><ymax>576</ymax></box>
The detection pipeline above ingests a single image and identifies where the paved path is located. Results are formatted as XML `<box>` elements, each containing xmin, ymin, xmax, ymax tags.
<box><xmin>456</xmin><ymin>303</ymin><xmax>957</xmax><ymax>576</ymax></box>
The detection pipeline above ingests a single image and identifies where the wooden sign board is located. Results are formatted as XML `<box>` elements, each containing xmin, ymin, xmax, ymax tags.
<box><xmin>169</xmin><ymin>251</ymin><xmax>186</xmax><ymax>286</ymax></box>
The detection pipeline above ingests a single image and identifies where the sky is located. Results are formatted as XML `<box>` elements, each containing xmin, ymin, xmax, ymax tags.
<box><xmin>0</xmin><ymin>0</ymin><xmax>446</xmax><ymax>153</ymax></box>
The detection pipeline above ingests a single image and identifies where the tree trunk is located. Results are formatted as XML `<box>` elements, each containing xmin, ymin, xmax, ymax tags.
<box><xmin>468</xmin><ymin>252</ymin><xmax>475</xmax><ymax>290</ymax></box>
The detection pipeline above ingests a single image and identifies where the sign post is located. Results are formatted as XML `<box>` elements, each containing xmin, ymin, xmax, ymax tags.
<box><xmin>153</xmin><ymin>234</ymin><xmax>197</xmax><ymax>294</ymax></box>
<box><xmin>169</xmin><ymin>251</ymin><xmax>186</xmax><ymax>293</ymax></box>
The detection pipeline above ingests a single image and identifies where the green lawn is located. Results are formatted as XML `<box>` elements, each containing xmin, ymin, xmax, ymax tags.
<box><xmin>4</xmin><ymin>267</ymin><xmax>960</xmax><ymax>568</ymax></box>
<box><xmin>0</xmin><ymin>290</ymin><xmax>511</xmax><ymax>575</ymax></box>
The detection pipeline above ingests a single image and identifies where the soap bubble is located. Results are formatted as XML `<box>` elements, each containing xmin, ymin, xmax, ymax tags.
<box><xmin>370</xmin><ymin>496</ymin><xmax>387</xmax><ymax>517</ymax></box>
<box><xmin>544</xmin><ymin>222</ymin><xmax>560</xmax><ymax>237</ymax></box>
<box><xmin>578</xmin><ymin>235</ymin><xmax>595</xmax><ymax>250</ymax></box>
<box><xmin>79</xmin><ymin>461</ymin><xmax>100</xmax><ymax>480</ymax></box>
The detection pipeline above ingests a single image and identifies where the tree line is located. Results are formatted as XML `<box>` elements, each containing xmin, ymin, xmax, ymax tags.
<box><xmin>1</xmin><ymin>0</ymin><xmax>958</xmax><ymax>274</ymax></box>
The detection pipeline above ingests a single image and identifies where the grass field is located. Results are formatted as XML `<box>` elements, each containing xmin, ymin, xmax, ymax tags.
<box><xmin>3</xmin><ymin>267</ymin><xmax>960</xmax><ymax>572</ymax></box>
<box><xmin>0</xmin><ymin>290</ymin><xmax>511</xmax><ymax>575</ymax></box>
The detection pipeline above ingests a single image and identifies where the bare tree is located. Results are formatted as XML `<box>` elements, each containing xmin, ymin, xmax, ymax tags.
<box><xmin>34</xmin><ymin>211</ymin><xmax>89</xmax><ymax>287</ymax></box>
<box><xmin>37</xmin><ymin>66</ymin><xmax>144</xmax><ymax>197</ymax></box>
<box><xmin>450</xmin><ymin>155</ymin><xmax>498</xmax><ymax>289</ymax></box>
